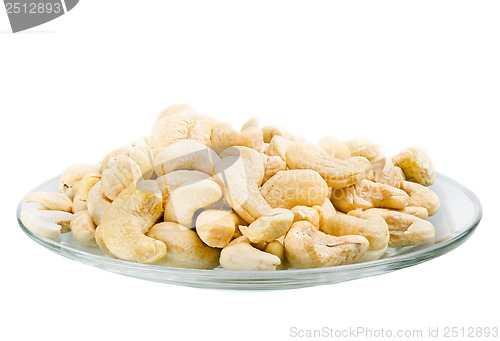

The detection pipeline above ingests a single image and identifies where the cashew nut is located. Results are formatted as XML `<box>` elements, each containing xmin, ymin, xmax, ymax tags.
<box><xmin>291</xmin><ymin>205</ymin><xmax>320</xmax><ymax>229</ymax></box>
<box><xmin>286</xmin><ymin>143</ymin><xmax>372</xmax><ymax>188</ymax></box>
<box><xmin>195</xmin><ymin>209</ymin><xmax>240</xmax><ymax>248</ymax></box>
<box><xmin>284</xmin><ymin>221</ymin><xmax>369</xmax><ymax>268</ymax></box>
<box><xmin>86</xmin><ymin>181</ymin><xmax>111</xmax><ymax>226</ymax></box>
<box><xmin>211</xmin><ymin>122</ymin><xmax>264</xmax><ymax>151</ymax></box>
<box><xmin>154</xmin><ymin>140</ymin><xmax>220</xmax><ymax>177</ymax></box>
<box><xmin>71</xmin><ymin>173</ymin><xmax>101</xmax><ymax>213</ymax></box>
<box><xmin>25</xmin><ymin>192</ymin><xmax>73</xmax><ymax>212</ymax></box>
<box><xmin>344</xmin><ymin>139</ymin><xmax>382</xmax><ymax>162</ymax></box>
<box><xmin>150</xmin><ymin>104</ymin><xmax>199</xmax><ymax>149</ymax></box>
<box><xmin>101</xmin><ymin>155</ymin><xmax>142</xmax><ymax>201</ymax></box>
<box><xmin>392</xmin><ymin>146</ymin><xmax>436</xmax><ymax>186</ymax></box>
<box><xmin>147</xmin><ymin>222</ymin><xmax>220</xmax><ymax>269</ymax></box>
<box><xmin>371</xmin><ymin>156</ymin><xmax>400</xmax><ymax>186</ymax></box>
<box><xmin>156</xmin><ymin>169</ymin><xmax>210</xmax><ymax>200</ymax></box>
<box><xmin>265</xmin><ymin>240</ymin><xmax>287</xmax><ymax>270</ymax></box>
<box><xmin>330</xmin><ymin>179</ymin><xmax>409</xmax><ymax>213</ymax></box>
<box><xmin>363</xmin><ymin>208</ymin><xmax>435</xmax><ymax>247</ymax></box>
<box><xmin>400</xmin><ymin>180</ymin><xmax>440</xmax><ymax>216</ymax></box>
<box><xmin>240</xmin><ymin>117</ymin><xmax>259</xmax><ymax>131</ymax></box>
<box><xmin>319</xmin><ymin>136</ymin><xmax>351</xmax><ymax>160</ymax></box>
<box><xmin>261</xmin><ymin>125</ymin><xmax>294</xmax><ymax>144</ymax></box>
<box><xmin>20</xmin><ymin>209</ymin><xmax>73</xmax><ymax>238</ymax></box>
<box><xmin>262</xmin><ymin>154</ymin><xmax>287</xmax><ymax>184</ymax></box>
<box><xmin>70</xmin><ymin>211</ymin><xmax>97</xmax><ymax>247</ymax></box>
<box><xmin>58</xmin><ymin>163</ymin><xmax>101</xmax><ymax>198</ymax></box>
<box><xmin>239</xmin><ymin>208</ymin><xmax>294</xmax><ymax>243</ymax></box>
<box><xmin>96</xmin><ymin>181</ymin><xmax>166</xmax><ymax>263</ymax></box>
<box><xmin>164</xmin><ymin>178</ymin><xmax>222</xmax><ymax>227</ymax></box>
<box><xmin>265</xmin><ymin>135</ymin><xmax>294</xmax><ymax>161</ymax></box>
<box><xmin>219</xmin><ymin>236</ymin><xmax>281</xmax><ymax>271</ymax></box>
<box><xmin>260</xmin><ymin>169</ymin><xmax>329</xmax><ymax>209</ymax></box>
<box><xmin>313</xmin><ymin>198</ymin><xmax>336</xmax><ymax>230</ymax></box>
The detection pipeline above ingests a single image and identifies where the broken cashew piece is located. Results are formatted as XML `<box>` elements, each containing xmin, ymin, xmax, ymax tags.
<box><xmin>20</xmin><ymin>209</ymin><xmax>73</xmax><ymax>238</ymax></box>
<box><xmin>147</xmin><ymin>222</ymin><xmax>220</xmax><ymax>269</ymax></box>
<box><xmin>260</xmin><ymin>169</ymin><xmax>329</xmax><ymax>209</ymax></box>
<box><xmin>239</xmin><ymin>208</ymin><xmax>294</xmax><ymax>243</ymax></box>
<box><xmin>164</xmin><ymin>178</ymin><xmax>222</xmax><ymax>228</ymax></box>
<box><xmin>265</xmin><ymin>135</ymin><xmax>294</xmax><ymax>161</ymax></box>
<box><xmin>330</xmin><ymin>179</ymin><xmax>409</xmax><ymax>213</ymax></box>
<box><xmin>392</xmin><ymin>146</ymin><xmax>436</xmax><ymax>186</ymax></box>
<box><xmin>25</xmin><ymin>192</ymin><xmax>73</xmax><ymax>212</ymax></box>
<box><xmin>86</xmin><ymin>181</ymin><xmax>111</xmax><ymax>226</ymax></box>
<box><xmin>101</xmin><ymin>155</ymin><xmax>142</xmax><ymax>201</ymax></box>
<box><xmin>262</xmin><ymin>154</ymin><xmax>287</xmax><ymax>184</ymax></box>
<box><xmin>71</xmin><ymin>173</ymin><xmax>101</xmax><ymax>213</ymax></box>
<box><xmin>58</xmin><ymin>163</ymin><xmax>101</xmax><ymax>198</ymax></box>
<box><xmin>284</xmin><ymin>221</ymin><xmax>369</xmax><ymax>268</ymax></box>
<box><xmin>70</xmin><ymin>211</ymin><xmax>97</xmax><ymax>247</ymax></box>
<box><xmin>219</xmin><ymin>236</ymin><xmax>281</xmax><ymax>271</ymax></box>
<box><xmin>96</xmin><ymin>181</ymin><xmax>166</xmax><ymax>263</ymax></box>
<box><xmin>286</xmin><ymin>143</ymin><xmax>372</xmax><ymax>188</ymax></box>
<box><xmin>313</xmin><ymin>199</ymin><xmax>336</xmax><ymax>231</ymax></box>
<box><xmin>400</xmin><ymin>181</ymin><xmax>440</xmax><ymax>216</ymax></box>
<box><xmin>195</xmin><ymin>209</ymin><xmax>240</xmax><ymax>248</ymax></box>
<box><xmin>291</xmin><ymin>205</ymin><xmax>320</xmax><ymax>229</ymax></box>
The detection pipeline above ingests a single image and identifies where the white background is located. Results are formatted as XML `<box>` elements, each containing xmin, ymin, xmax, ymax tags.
<box><xmin>1</xmin><ymin>1</ymin><xmax>499</xmax><ymax>340</ymax></box>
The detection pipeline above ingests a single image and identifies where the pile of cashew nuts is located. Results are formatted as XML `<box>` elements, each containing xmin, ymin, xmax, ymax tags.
<box><xmin>21</xmin><ymin>104</ymin><xmax>440</xmax><ymax>270</ymax></box>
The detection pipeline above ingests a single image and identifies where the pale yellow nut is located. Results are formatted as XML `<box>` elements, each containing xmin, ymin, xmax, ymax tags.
<box><xmin>262</xmin><ymin>154</ymin><xmax>287</xmax><ymax>184</ymax></box>
<box><xmin>265</xmin><ymin>135</ymin><xmax>294</xmax><ymax>161</ymax></box>
<box><xmin>392</xmin><ymin>146</ymin><xmax>436</xmax><ymax>186</ymax></box>
<box><xmin>154</xmin><ymin>140</ymin><xmax>220</xmax><ymax>177</ymax></box>
<box><xmin>87</xmin><ymin>181</ymin><xmax>111</xmax><ymax>226</ymax></box>
<box><xmin>101</xmin><ymin>155</ymin><xmax>142</xmax><ymax>201</ymax></box>
<box><xmin>156</xmin><ymin>170</ymin><xmax>210</xmax><ymax>200</ymax></box>
<box><xmin>330</xmin><ymin>179</ymin><xmax>409</xmax><ymax>213</ymax></box>
<box><xmin>149</xmin><ymin>104</ymin><xmax>199</xmax><ymax>149</ymax></box>
<box><xmin>71</xmin><ymin>173</ymin><xmax>101</xmax><ymax>213</ymax></box>
<box><xmin>102</xmin><ymin>137</ymin><xmax>153</xmax><ymax>177</ymax></box>
<box><xmin>261</xmin><ymin>125</ymin><xmax>294</xmax><ymax>144</ymax></box>
<box><xmin>326</xmin><ymin>211</ymin><xmax>389</xmax><ymax>253</ymax></box>
<box><xmin>364</xmin><ymin>208</ymin><xmax>435</xmax><ymax>247</ymax></box>
<box><xmin>164</xmin><ymin>178</ymin><xmax>222</xmax><ymax>228</ymax></box>
<box><xmin>214</xmin><ymin>146</ymin><xmax>273</xmax><ymax>223</ymax></box>
<box><xmin>147</xmin><ymin>222</ymin><xmax>220</xmax><ymax>269</ymax></box>
<box><xmin>211</xmin><ymin>122</ymin><xmax>264</xmax><ymax>151</ymax></box>
<box><xmin>96</xmin><ymin>182</ymin><xmax>166</xmax><ymax>264</ymax></box>
<box><xmin>400</xmin><ymin>181</ymin><xmax>440</xmax><ymax>216</ymax></box>
<box><xmin>313</xmin><ymin>198</ymin><xmax>336</xmax><ymax>231</ymax></box>
<box><xmin>398</xmin><ymin>206</ymin><xmax>429</xmax><ymax>219</ymax></box>
<box><xmin>371</xmin><ymin>157</ymin><xmax>398</xmax><ymax>186</ymax></box>
<box><xmin>240</xmin><ymin>117</ymin><xmax>259</xmax><ymax>131</ymax></box>
<box><xmin>25</xmin><ymin>192</ymin><xmax>73</xmax><ymax>212</ymax></box>
<box><xmin>219</xmin><ymin>236</ymin><xmax>281</xmax><ymax>271</ymax></box>
<box><xmin>284</xmin><ymin>221</ymin><xmax>369</xmax><ymax>269</ymax></box>
<box><xmin>70</xmin><ymin>211</ymin><xmax>97</xmax><ymax>247</ymax></box>
<box><xmin>291</xmin><ymin>205</ymin><xmax>320</xmax><ymax>229</ymax></box>
<box><xmin>239</xmin><ymin>208</ymin><xmax>294</xmax><ymax>243</ymax></box>
<box><xmin>344</xmin><ymin>139</ymin><xmax>382</xmax><ymax>162</ymax></box>
<box><xmin>58</xmin><ymin>163</ymin><xmax>101</xmax><ymax>198</ymax></box>
<box><xmin>265</xmin><ymin>240</ymin><xmax>287</xmax><ymax>270</ymax></box>
<box><xmin>286</xmin><ymin>143</ymin><xmax>372</xmax><ymax>188</ymax></box>
<box><xmin>195</xmin><ymin>209</ymin><xmax>239</xmax><ymax>248</ymax></box>
<box><xmin>260</xmin><ymin>169</ymin><xmax>329</xmax><ymax>209</ymax></box>
<box><xmin>319</xmin><ymin>136</ymin><xmax>351</xmax><ymax>159</ymax></box>
<box><xmin>20</xmin><ymin>209</ymin><xmax>73</xmax><ymax>238</ymax></box>
<box><xmin>188</xmin><ymin>115</ymin><xmax>218</xmax><ymax>146</ymax></box>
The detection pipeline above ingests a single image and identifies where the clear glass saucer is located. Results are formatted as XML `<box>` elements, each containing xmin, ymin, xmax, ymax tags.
<box><xmin>17</xmin><ymin>173</ymin><xmax>482</xmax><ymax>290</ymax></box>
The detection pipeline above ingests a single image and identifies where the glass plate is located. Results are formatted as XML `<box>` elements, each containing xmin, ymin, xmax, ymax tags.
<box><xmin>17</xmin><ymin>173</ymin><xmax>482</xmax><ymax>290</ymax></box>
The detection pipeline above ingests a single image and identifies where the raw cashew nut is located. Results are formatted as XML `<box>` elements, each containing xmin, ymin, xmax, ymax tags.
<box><xmin>398</xmin><ymin>206</ymin><xmax>429</xmax><ymax>219</ymax></box>
<box><xmin>214</xmin><ymin>146</ymin><xmax>273</xmax><ymax>223</ymax></box>
<box><xmin>164</xmin><ymin>178</ymin><xmax>222</xmax><ymax>227</ymax></box>
<box><xmin>344</xmin><ymin>139</ymin><xmax>382</xmax><ymax>162</ymax></box>
<box><xmin>219</xmin><ymin>236</ymin><xmax>281</xmax><ymax>271</ymax></box>
<box><xmin>239</xmin><ymin>208</ymin><xmax>294</xmax><ymax>243</ymax></box>
<box><xmin>70</xmin><ymin>211</ymin><xmax>97</xmax><ymax>247</ymax></box>
<box><xmin>195</xmin><ymin>209</ymin><xmax>240</xmax><ymax>248</ymax></box>
<box><xmin>71</xmin><ymin>173</ymin><xmax>101</xmax><ymax>213</ymax></box>
<box><xmin>319</xmin><ymin>136</ymin><xmax>351</xmax><ymax>160</ymax></box>
<box><xmin>147</xmin><ymin>222</ymin><xmax>220</xmax><ymax>269</ymax></box>
<box><xmin>102</xmin><ymin>137</ymin><xmax>154</xmax><ymax>177</ymax></box>
<box><xmin>20</xmin><ymin>209</ymin><xmax>73</xmax><ymax>238</ymax></box>
<box><xmin>324</xmin><ymin>211</ymin><xmax>389</xmax><ymax>262</ymax></box>
<box><xmin>240</xmin><ymin>117</ymin><xmax>259</xmax><ymax>131</ymax></box>
<box><xmin>25</xmin><ymin>192</ymin><xmax>73</xmax><ymax>212</ymax></box>
<box><xmin>211</xmin><ymin>122</ymin><xmax>264</xmax><ymax>151</ymax></box>
<box><xmin>392</xmin><ymin>146</ymin><xmax>436</xmax><ymax>186</ymax></box>
<box><xmin>371</xmin><ymin>157</ymin><xmax>399</xmax><ymax>186</ymax></box>
<box><xmin>291</xmin><ymin>205</ymin><xmax>320</xmax><ymax>229</ymax></box>
<box><xmin>260</xmin><ymin>169</ymin><xmax>329</xmax><ymax>209</ymax></box>
<box><xmin>364</xmin><ymin>208</ymin><xmax>435</xmax><ymax>247</ymax></box>
<box><xmin>313</xmin><ymin>199</ymin><xmax>336</xmax><ymax>230</ymax></box>
<box><xmin>156</xmin><ymin>170</ymin><xmax>210</xmax><ymax>199</ymax></box>
<box><xmin>262</xmin><ymin>155</ymin><xmax>287</xmax><ymax>184</ymax></box>
<box><xmin>87</xmin><ymin>181</ymin><xmax>111</xmax><ymax>226</ymax></box>
<box><xmin>286</xmin><ymin>143</ymin><xmax>372</xmax><ymax>188</ymax></box>
<box><xmin>400</xmin><ymin>181</ymin><xmax>440</xmax><ymax>216</ymax></box>
<box><xmin>265</xmin><ymin>135</ymin><xmax>294</xmax><ymax>161</ymax></box>
<box><xmin>265</xmin><ymin>240</ymin><xmax>287</xmax><ymax>270</ymax></box>
<box><xmin>261</xmin><ymin>125</ymin><xmax>294</xmax><ymax>144</ymax></box>
<box><xmin>58</xmin><ymin>163</ymin><xmax>101</xmax><ymax>197</ymax></box>
<box><xmin>154</xmin><ymin>140</ymin><xmax>220</xmax><ymax>176</ymax></box>
<box><xmin>330</xmin><ymin>179</ymin><xmax>409</xmax><ymax>213</ymax></box>
<box><xmin>96</xmin><ymin>182</ymin><xmax>166</xmax><ymax>263</ymax></box>
<box><xmin>101</xmin><ymin>155</ymin><xmax>142</xmax><ymax>201</ymax></box>
<box><xmin>284</xmin><ymin>221</ymin><xmax>369</xmax><ymax>268</ymax></box>
<box><xmin>150</xmin><ymin>104</ymin><xmax>199</xmax><ymax>149</ymax></box>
